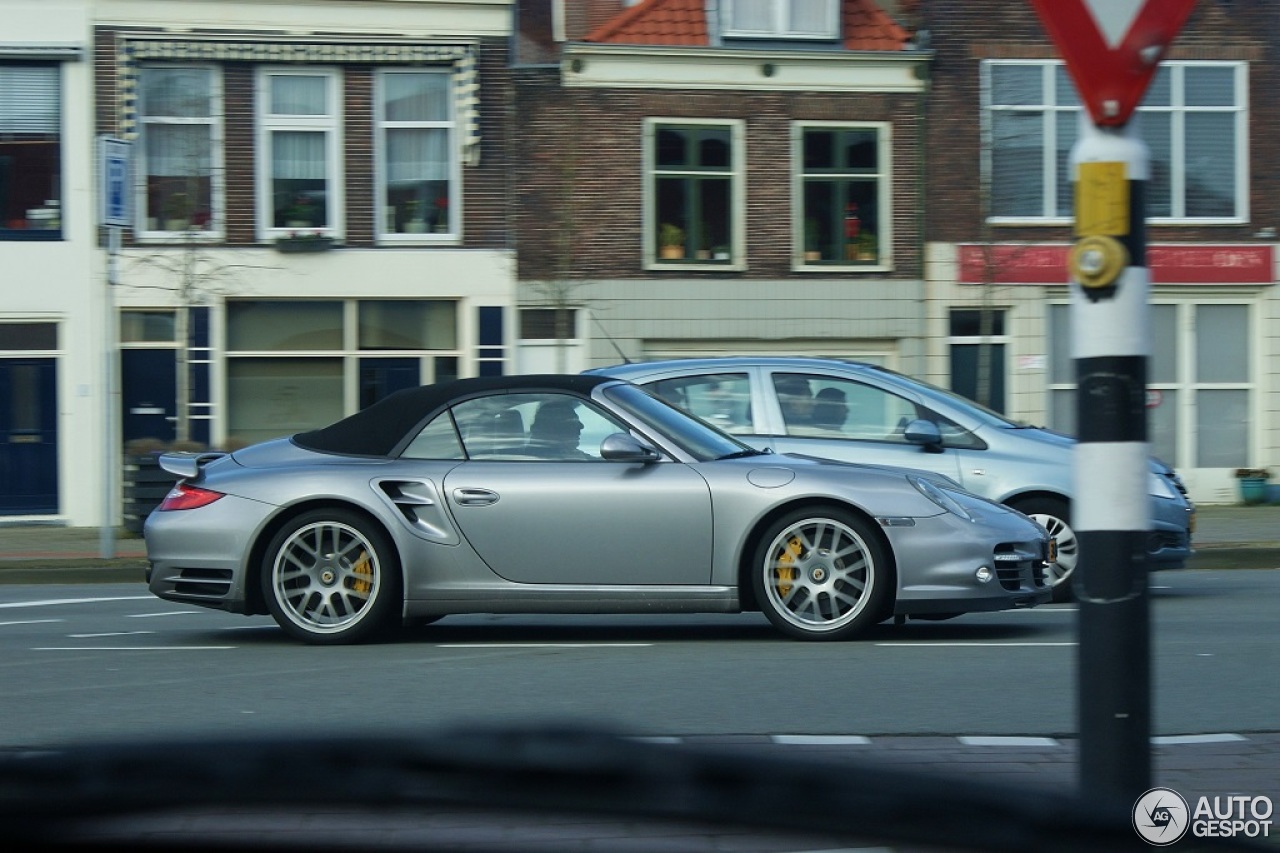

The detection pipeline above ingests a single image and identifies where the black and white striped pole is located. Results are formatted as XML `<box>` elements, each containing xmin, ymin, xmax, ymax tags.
<box><xmin>1028</xmin><ymin>0</ymin><xmax>1199</xmax><ymax>806</ymax></box>
<box><xmin>1068</xmin><ymin>116</ymin><xmax>1151</xmax><ymax>801</ymax></box>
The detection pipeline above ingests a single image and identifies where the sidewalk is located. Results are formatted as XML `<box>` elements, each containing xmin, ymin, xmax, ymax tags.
<box><xmin>0</xmin><ymin>503</ymin><xmax>1277</xmax><ymax>583</ymax></box>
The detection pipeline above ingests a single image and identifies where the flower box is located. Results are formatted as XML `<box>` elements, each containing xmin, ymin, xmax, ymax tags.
<box><xmin>275</xmin><ymin>234</ymin><xmax>335</xmax><ymax>254</ymax></box>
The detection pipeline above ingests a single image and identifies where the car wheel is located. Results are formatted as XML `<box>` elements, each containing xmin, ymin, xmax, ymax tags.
<box><xmin>261</xmin><ymin>509</ymin><xmax>401</xmax><ymax>645</ymax></box>
<box><xmin>752</xmin><ymin>508</ymin><xmax>892</xmax><ymax>641</ymax></box>
<box><xmin>1012</xmin><ymin>497</ymin><xmax>1078</xmax><ymax>603</ymax></box>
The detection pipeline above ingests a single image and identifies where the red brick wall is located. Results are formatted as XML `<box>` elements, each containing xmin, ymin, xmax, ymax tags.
<box><xmin>916</xmin><ymin>0</ymin><xmax>1276</xmax><ymax>246</ymax></box>
<box><xmin>511</xmin><ymin>68</ymin><xmax>924</xmax><ymax>281</ymax></box>
<box><xmin>93</xmin><ymin>28</ymin><xmax>512</xmax><ymax>251</ymax></box>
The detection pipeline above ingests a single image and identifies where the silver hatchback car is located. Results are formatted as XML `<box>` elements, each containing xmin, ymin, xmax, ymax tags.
<box><xmin>590</xmin><ymin>357</ymin><xmax>1195</xmax><ymax>601</ymax></box>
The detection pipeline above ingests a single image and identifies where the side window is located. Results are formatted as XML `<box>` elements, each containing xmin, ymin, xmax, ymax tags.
<box><xmin>138</xmin><ymin>65</ymin><xmax>221</xmax><ymax>238</ymax></box>
<box><xmin>797</xmin><ymin>123</ymin><xmax>890</xmax><ymax>268</ymax></box>
<box><xmin>401</xmin><ymin>411</ymin><xmax>464</xmax><ymax>459</ymax></box>
<box><xmin>774</xmin><ymin>373</ymin><xmax>917</xmax><ymax>442</ymax></box>
<box><xmin>647</xmin><ymin>373</ymin><xmax>752</xmax><ymax>434</ymax></box>
<box><xmin>451</xmin><ymin>393</ymin><xmax>625</xmax><ymax>461</ymax></box>
<box><xmin>647</xmin><ymin>120</ymin><xmax>742</xmax><ymax>267</ymax></box>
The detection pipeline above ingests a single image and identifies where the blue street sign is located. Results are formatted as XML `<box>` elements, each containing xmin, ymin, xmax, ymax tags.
<box><xmin>99</xmin><ymin>136</ymin><xmax>131</xmax><ymax>227</ymax></box>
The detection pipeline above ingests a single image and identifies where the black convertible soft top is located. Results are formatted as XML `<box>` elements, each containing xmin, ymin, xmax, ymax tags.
<box><xmin>293</xmin><ymin>374</ymin><xmax>614</xmax><ymax>457</ymax></box>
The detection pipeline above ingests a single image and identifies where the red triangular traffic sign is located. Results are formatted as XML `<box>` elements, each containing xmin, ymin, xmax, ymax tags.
<box><xmin>1029</xmin><ymin>0</ymin><xmax>1199</xmax><ymax>127</ymax></box>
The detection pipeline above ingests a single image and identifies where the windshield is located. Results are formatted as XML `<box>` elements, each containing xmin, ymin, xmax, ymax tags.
<box><xmin>602</xmin><ymin>382</ymin><xmax>754</xmax><ymax>461</ymax></box>
<box><xmin>866</xmin><ymin>364</ymin><xmax>1033</xmax><ymax>428</ymax></box>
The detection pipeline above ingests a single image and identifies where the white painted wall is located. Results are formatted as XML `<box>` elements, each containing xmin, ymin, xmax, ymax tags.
<box><xmin>2</xmin><ymin>1</ymin><xmax>101</xmax><ymax>526</ymax></box>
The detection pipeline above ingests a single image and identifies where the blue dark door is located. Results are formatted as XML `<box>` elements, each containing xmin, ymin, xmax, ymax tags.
<box><xmin>0</xmin><ymin>359</ymin><xmax>58</xmax><ymax>514</ymax></box>
<box><xmin>121</xmin><ymin>349</ymin><xmax>177</xmax><ymax>444</ymax></box>
<box><xmin>359</xmin><ymin>358</ymin><xmax>419</xmax><ymax>410</ymax></box>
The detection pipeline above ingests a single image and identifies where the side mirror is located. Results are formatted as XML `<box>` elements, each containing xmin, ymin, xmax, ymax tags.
<box><xmin>599</xmin><ymin>433</ymin><xmax>662</xmax><ymax>463</ymax></box>
<box><xmin>903</xmin><ymin>418</ymin><xmax>944</xmax><ymax>452</ymax></box>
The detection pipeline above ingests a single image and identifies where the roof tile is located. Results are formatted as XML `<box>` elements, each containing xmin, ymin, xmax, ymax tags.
<box><xmin>585</xmin><ymin>0</ymin><xmax>908</xmax><ymax>50</ymax></box>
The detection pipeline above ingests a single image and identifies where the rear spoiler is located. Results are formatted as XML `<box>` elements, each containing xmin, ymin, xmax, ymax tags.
<box><xmin>158</xmin><ymin>451</ymin><xmax>229</xmax><ymax>479</ymax></box>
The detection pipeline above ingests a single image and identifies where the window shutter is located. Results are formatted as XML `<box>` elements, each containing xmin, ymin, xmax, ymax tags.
<box><xmin>0</xmin><ymin>65</ymin><xmax>59</xmax><ymax>134</ymax></box>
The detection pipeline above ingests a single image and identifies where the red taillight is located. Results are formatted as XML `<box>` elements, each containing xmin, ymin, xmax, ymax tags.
<box><xmin>158</xmin><ymin>483</ymin><xmax>225</xmax><ymax>511</ymax></box>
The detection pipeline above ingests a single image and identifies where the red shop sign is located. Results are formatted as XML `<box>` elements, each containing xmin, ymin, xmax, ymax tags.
<box><xmin>958</xmin><ymin>244</ymin><xmax>1275</xmax><ymax>285</ymax></box>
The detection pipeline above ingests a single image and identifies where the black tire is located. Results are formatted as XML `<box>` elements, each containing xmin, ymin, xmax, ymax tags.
<box><xmin>1010</xmin><ymin>496</ymin><xmax>1077</xmax><ymax>603</ymax></box>
<box><xmin>751</xmin><ymin>507</ymin><xmax>892</xmax><ymax>641</ymax></box>
<box><xmin>260</xmin><ymin>509</ymin><xmax>402</xmax><ymax>645</ymax></box>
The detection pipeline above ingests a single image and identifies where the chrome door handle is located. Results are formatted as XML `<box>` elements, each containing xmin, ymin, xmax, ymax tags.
<box><xmin>451</xmin><ymin>488</ymin><xmax>499</xmax><ymax>507</ymax></box>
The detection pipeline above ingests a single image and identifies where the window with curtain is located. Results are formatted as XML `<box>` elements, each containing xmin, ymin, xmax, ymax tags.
<box><xmin>648</xmin><ymin>121</ymin><xmax>740</xmax><ymax>266</ymax></box>
<box><xmin>983</xmin><ymin>60</ymin><xmax>1247</xmax><ymax>222</ymax></box>
<box><xmin>722</xmin><ymin>0</ymin><xmax>838</xmax><ymax>39</ymax></box>
<box><xmin>138</xmin><ymin>66</ymin><xmax>220</xmax><ymax>236</ymax></box>
<box><xmin>224</xmin><ymin>298</ymin><xmax>464</xmax><ymax>444</ymax></box>
<box><xmin>378</xmin><ymin>70</ymin><xmax>454</xmax><ymax>239</ymax></box>
<box><xmin>258</xmin><ymin>69</ymin><xmax>341</xmax><ymax>236</ymax></box>
<box><xmin>0</xmin><ymin>63</ymin><xmax>61</xmax><ymax>240</ymax></box>
<box><xmin>795</xmin><ymin>123</ymin><xmax>889</xmax><ymax>267</ymax></box>
<box><xmin>1048</xmin><ymin>301</ymin><xmax>1252</xmax><ymax>471</ymax></box>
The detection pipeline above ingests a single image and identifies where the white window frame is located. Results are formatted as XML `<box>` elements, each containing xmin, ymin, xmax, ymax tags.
<box><xmin>982</xmin><ymin>59</ymin><xmax>1249</xmax><ymax>226</ymax></box>
<box><xmin>255</xmin><ymin>67</ymin><xmax>344</xmax><ymax>242</ymax></box>
<box><xmin>643</xmin><ymin>118</ymin><xmax>745</xmax><ymax>271</ymax></box>
<box><xmin>374</xmin><ymin>68</ymin><xmax>459</xmax><ymax>245</ymax></box>
<box><xmin>721</xmin><ymin>0</ymin><xmax>840</xmax><ymax>40</ymax></box>
<box><xmin>223</xmin><ymin>298</ymin><xmax>464</xmax><ymax>428</ymax></box>
<box><xmin>0</xmin><ymin>63</ymin><xmax>64</xmax><ymax>239</ymax></box>
<box><xmin>1047</xmin><ymin>298</ymin><xmax>1257</xmax><ymax>474</ymax></box>
<box><xmin>136</xmin><ymin>64</ymin><xmax>224</xmax><ymax>241</ymax></box>
<box><xmin>791</xmin><ymin>120</ymin><xmax>893</xmax><ymax>271</ymax></box>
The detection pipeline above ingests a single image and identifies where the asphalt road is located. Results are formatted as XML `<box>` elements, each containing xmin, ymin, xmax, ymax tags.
<box><xmin>1</xmin><ymin>567</ymin><xmax>1276</xmax><ymax>748</ymax></box>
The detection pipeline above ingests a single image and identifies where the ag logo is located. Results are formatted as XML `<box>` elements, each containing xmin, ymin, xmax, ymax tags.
<box><xmin>1134</xmin><ymin>787</ymin><xmax>1190</xmax><ymax>845</ymax></box>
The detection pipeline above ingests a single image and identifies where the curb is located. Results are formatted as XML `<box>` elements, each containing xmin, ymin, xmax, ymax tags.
<box><xmin>0</xmin><ymin>559</ymin><xmax>147</xmax><ymax>585</ymax></box>
<box><xmin>1186</xmin><ymin>546</ymin><xmax>1280</xmax><ymax>572</ymax></box>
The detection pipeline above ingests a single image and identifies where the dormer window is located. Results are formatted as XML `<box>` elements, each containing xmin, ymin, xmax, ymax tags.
<box><xmin>722</xmin><ymin>0</ymin><xmax>840</xmax><ymax>40</ymax></box>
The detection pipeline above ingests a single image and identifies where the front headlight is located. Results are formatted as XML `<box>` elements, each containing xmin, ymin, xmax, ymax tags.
<box><xmin>910</xmin><ymin>476</ymin><xmax>977</xmax><ymax>522</ymax></box>
<box><xmin>1148</xmin><ymin>471</ymin><xmax>1179</xmax><ymax>500</ymax></box>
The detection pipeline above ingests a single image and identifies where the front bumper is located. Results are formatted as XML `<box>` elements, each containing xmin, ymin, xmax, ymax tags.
<box><xmin>882</xmin><ymin>509</ymin><xmax>1052</xmax><ymax>615</ymax></box>
<box><xmin>1148</xmin><ymin>496</ymin><xmax>1195</xmax><ymax>569</ymax></box>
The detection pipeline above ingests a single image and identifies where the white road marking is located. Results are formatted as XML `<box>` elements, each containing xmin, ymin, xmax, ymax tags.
<box><xmin>1152</xmin><ymin>733</ymin><xmax>1246</xmax><ymax>745</ymax></box>
<box><xmin>33</xmin><ymin>646</ymin><xmax>236</xmax><ymax>651</ymax></box>
<box><xmin>875</xmin><ymin>642</ymin><xmax>1077</xmax><ymax>647</ymax></box>
<box><xmin>128</xmin><ymin>611</ymin><xmax>201</xmax><ymax>618</ymax></box>
<box><xmin>959</xmin><ymin>736</ymin><xmax>1060</xmax><ymax>747</ymax></box>
<box><xmin>0</xmin><ymin>596</ymin><xmax>152</xmax><ymax>609</ymax></box>
<box><xmin>773</xmin><ymin>735</ymin><xmax>873</xmax><ymax>746</ymax></box>
<box><xmin>1004</xmin><ymin>607</ymin><xmax>1077</xmax><ymax>613</ymax></box>
<box><xmin>68</xmin><ymin>631</ymin><xmax>156</xmax><ymax>638</ymax></box>
<box><xmin>0</xmin><ymin>619</ymin><xmax>63</xmax><ymax>627</ymax></box>
<box><xmin>438</xmin><ymin>643</ymin><xmax>653</xmax><ymax>649</ymax></box>
<box><xmin>628</xmin><ymin>736</ymin><xmax>682</xmax><ymax>744</ymax></box>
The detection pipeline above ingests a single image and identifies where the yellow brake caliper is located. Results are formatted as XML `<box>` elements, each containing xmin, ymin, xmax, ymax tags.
<box><xmin>775</xmin><ymin>537</ymin><xmax>803</xmax><ymax>597</ymax></box>
<box><xmin>351</xmin><ymin>551</ymin><xmax>373</xmax><ymax>595</ymax></box>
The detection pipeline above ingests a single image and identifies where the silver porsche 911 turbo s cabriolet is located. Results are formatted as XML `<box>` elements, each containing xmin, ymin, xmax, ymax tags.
<box><xmin>145</xmin><ymin>374</ymin><xmax>1052</xmax><ymax>644</ymax></box>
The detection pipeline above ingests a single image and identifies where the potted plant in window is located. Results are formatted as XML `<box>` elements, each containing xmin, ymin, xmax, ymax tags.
<box><xmin>284</xmin><ymin>195</ymin><xmax>319</xmax><ymax>228</ymax></box>
<box><xmin>1234</xmin><ymin>467</ymin><xmax>1271</xmax><ymax>505</ymax></box>
<box><xmin>804</xmin><ymin>219</ymin><xmax>822</xmax><ymax>263</ymax></box>
<box><xmin>402</xmin><ymin>199</ymin><xmax>426</xmax><ymax>233</ymax></box>
<box><xmin>659</xmin><ymin>223</ymin><xmax>684</xmax><ymax>260</ymax></box>
<box><xmin>162</xmin><ymin>192</ymin><xmax>193</xmax><ymax>232</ymax></box>
<box><xmin>855</xmin><ymin>231</ymin><xmax>878</xmax><ymax>262</ymax></box>
<box><xmin>433</xmin><ymin>196</ymin><xmax>450</xmax><ymax>232</ymax></box>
